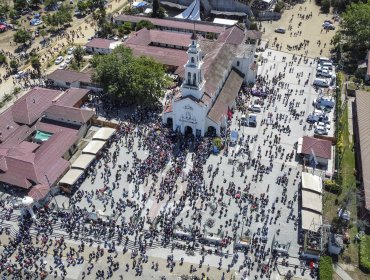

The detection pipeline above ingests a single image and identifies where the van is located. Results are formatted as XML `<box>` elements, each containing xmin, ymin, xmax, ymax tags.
<box><xmin>316</xmin><ymin>98</ymin><xmax>334</xmax><ymax>109</ymax></box>
<box><xmin>313</xmin><ymin>78</ymin><xmax>329</xmax><ymax>87</ymax></box>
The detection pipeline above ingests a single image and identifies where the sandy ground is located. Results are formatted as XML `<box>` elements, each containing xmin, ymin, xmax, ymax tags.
<box><xmin>260</xmin><ymin>0</ymin><xmax>336</xmax><ymax>58</ymax></box>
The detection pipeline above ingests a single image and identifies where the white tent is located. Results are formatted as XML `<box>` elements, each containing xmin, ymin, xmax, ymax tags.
<box><xmin>301</xmin><ymin>172</ymin><xmax>323</xmax><ymax>194</ymax></box>
<box><xmin>175</xmin><ymin>0</ymin><xmax>201</xmax><ymax>21</ymax></box>
<box><xmin>59</xmin><ymin>169</ymin><xmax>84</xmax><ymax>185</ymax></box>
<box><xmin>302</xmin><ymin>190</ymin><xmax>322</xmax><ymax>214</ymax></box>
<box><xmin>82</xmin><ymin>140</ymin><xmax>106</xmax><ymax>155</ymax></box>
<box><xmin>92</xmin><ymin>127</ymin><xmax>116</xmax><ymax>141</ymax></box>
<box><xmin>71</xmin><ymin>154</ymin><xmax>95</xmax><ymax>170</ymax></box>
<box><xmin>302</xmin><ymin>210</ymin><xmax>322</xmax><ymax>232</ymax></box>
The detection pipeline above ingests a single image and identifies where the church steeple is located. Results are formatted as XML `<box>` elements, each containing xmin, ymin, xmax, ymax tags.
<box><xmin>181</xmin><ymin>29</ymin><xmax>205</xmax><ymax>100</ymax></box>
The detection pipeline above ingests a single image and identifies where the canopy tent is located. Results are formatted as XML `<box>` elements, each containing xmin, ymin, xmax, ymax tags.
<box><xmin>213</xmin><ymin>18</ymin><xmax>238</xmax><ymax>26</ymax></box>
<box><xmin>71</xmin><ymin>154</ymin><xmax>95</xmax><ymax>170</ymax></box>
<box><xmin>301</xmin><ymin>172</ymin><xmax>323</xmax><ymax>194</ymax></box>
<box><xmin>92</xmin><ymin>127</ymin><xmax>116</xmax><ymax>141</ymax></box>
<box><xmin>301</xmin><ymin>210</ymin><xmax>322</xmax><ymax>233</ymax></box>
<box><xmin>59</xmin><ymin>169</ymin><xmax>84</xmax><ymax>185</ymax></box>
<box><xmin>82</xmin><ymin>140</ymin><xmax>106</xmax><ymax>155</ymax></box>
<box><xmin>302</xmin><ymin>190</ymin><xmax>322</xmax><ymax>214</ymax></box>
<box><xmin>28</xmin><ymin>184</ymin><xmax>50</xmax><ymax>201</ymax></box>
<box><xmin>230</xmin><ymin>131</ymin><xmax>238</xmax><ymax>142</ymax></box>
<box><xmin>175</xmin><ymin>0</ymin><xmax>201</xmax><ymax>21</ymax></box>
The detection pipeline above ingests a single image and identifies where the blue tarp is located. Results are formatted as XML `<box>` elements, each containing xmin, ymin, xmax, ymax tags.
<box><xmin>230</xmin><ymin>131</ymin><xmax>238</xmax><ymax>142</ymax></box>
<box><xmin>133</xmin><ymin>1</ymin><xmax>148</xmax><ymax>8</ymax></box>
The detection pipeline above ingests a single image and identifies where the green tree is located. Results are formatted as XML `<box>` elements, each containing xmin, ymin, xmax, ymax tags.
<box><xmin>321</xmin><ymin>0</ymin><xmax>331</xmax><ymax>13</ymax></box>
<box><xmin>118</xmin><ymin>22</ymin><xmax>132</xmax><ymax>36</ymax></box>
<box><xmin>31</xmin><ymin>56</ymin><xmax>41</xmax><ymax>76</ymax></box>
<box><xmin>44</xmin><ymin>0</ymin><xmax>58</xmax><ymax>8</ymax></box>
<box><xmin>274</xmin><ymin>1</ymin><xmax>285</xmax><ymax>13</ymax></box>
<box><xmin>152</xmin><ymin>0</ymin><xmax>160</xmax><ymax>18</ymax></box>
<box><xmin>136</xmin><ymin>20</ymin><xmax>154</xmax><ymax>30</ymax></box>
<box><xmin>0</xmin><ymin>53</ymin><xmax>7</xmax><ymax>65</ymax></box>
<box><xmin>13</xmin><ymin>28</ymin><xmax>32</xmax><ymax>45</ymax></box>
<box><xmin>92</xmin><ymin>46</ymin><xmax>169</xmax><ymax>105</ymax></box>
<box><xmin>10</xmin><ymin>59</ymin><xmax>18</xmax><ymax>72</ymax></box>
<box><xmin>73</xmin><ymin>45</ymin><xmax>85</xmax><ymax>68</ymax></box>
<box><xmin>333</xmin><ymin>1</ymin><xmax>370</xmax><ymax>64</ymax></box>
<box><xmin>45</xmin><ymin>5</ymin><xmax>72</xmax><ymax>28</ymax></box>
<box><xmin>0</xmin><ymin>3</ymin><xmax>9</xmax><ymax>19</ymax></box>
<box><xmin>13</xmin><ymin>0</ymin><xmax>28</xmax><ymax>11</ymax></box>
<box><xmin>77</xmin><ymin>1</ymin><xmax>88</xmax><ymax>15</ymax></box>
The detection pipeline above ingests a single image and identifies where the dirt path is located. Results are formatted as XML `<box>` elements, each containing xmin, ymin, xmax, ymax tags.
<box><xmin>261</xmin><ymin>1</ymin><xmax>336</xmax><ymax>58</ymax></box>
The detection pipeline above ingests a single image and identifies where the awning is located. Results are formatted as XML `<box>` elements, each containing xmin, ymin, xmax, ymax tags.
<box><xmin>302</xmin><ymin>210</ymin><xmax>322</xmax><ymax>232</ymax></box>
<box><xmin>92</xmin><ymin>127</ymin><xmax>116</xmax><ymax>141</ymax></box>
<box><xmin>28</xmin><ymin>184</ymin><xmax>50</xmax><ymax>201</ymax></box>
<box><xmin>71</xmin><ymin>154</ymin><xmax>95</xmax><ymax>170</ymax></box>
<box><xmin>301</xmin><ymin>172</ymin><xmax>323</xmax><ymax>194</ymax></box>
<box><xmin>82</xmin><ymin>140</ymin><xmax>106</xmax><ymax>155</ymax></box>
<box><xmin>210</xmin><ymin>10</ymin><xmax>247</xmax><ymax>16</ymax></box>
<box><xmin>302</xmin><ymin>190</ymin><xmax>322</xmax><ymax>214</ymax></box>
<box><xmin>297</xmin><ymin>137</ymin><xmax>303</xmax><ymax>154</ymax></box>
<box><xmin>59</xmin><ymin>169</ymin><xmax>84</xmax><ymax>185</ymax></box>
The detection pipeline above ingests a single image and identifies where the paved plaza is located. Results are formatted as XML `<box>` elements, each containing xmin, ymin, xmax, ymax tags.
<box><xmin>0</xmin><ymin>48</ymin><xmax>326</xmax><ymax>280</ymax></box>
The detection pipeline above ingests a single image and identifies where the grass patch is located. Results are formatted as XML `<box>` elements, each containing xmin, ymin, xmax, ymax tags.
<box><xmin>319</xmin><ymin>256</ymin><xmax>333</xmax><ymax>280</ymax></box>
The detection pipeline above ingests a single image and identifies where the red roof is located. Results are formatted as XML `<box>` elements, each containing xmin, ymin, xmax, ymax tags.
<box><xmin>11</xmin><ymin>87</ymin><xmax>61</xmax><ymax>125</ymax></box>
<box><xmin>301</xmin><ymin>136</ymin><xmax>332</xmax><ymax>159</ymax></box>
<box><xmin>85</xmin><ymin>38</ymin><xmax>116</xmax><ymax>49</ymax></box>
<box><xmin>47</xmin><ymin>69</ymin><xmax>92</xmax><ymax>84</ymax></box>
<box><xmin>0</xmin><ymin>87</ymin><xmax>90</xmax><ymax>190</ymax></box>
<box><xmin>216</xmin><ymin>25</ymin><xmax>245</xmax><ymax>45</ymax></box>
<box><xmin>28</xmin><ymin>184</ymin><xmax>50</xmax><ymax>201</ymax></box>
<box><xmin>44</xmin><ymin>105</ymin><xmax>95</xmax><ymax>124</ymax></box>
<box><xmin>54</xmin><ymin>87</ymin><xmax>90</xmax><ymax>107</ymax></box>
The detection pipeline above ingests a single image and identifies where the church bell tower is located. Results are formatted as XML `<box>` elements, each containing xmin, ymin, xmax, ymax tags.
<box><xmin>181</xmin><ymin>31</ymin><xmax>205</xmax><ymax>100</ymax></box>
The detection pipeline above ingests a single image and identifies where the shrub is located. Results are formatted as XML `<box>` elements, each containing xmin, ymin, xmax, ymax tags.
<box><xmin>324</xmin><ymin>179</ymin><xmax>342</xmax><ymax>194</ymax></box>
<box><xmin>319</xmin><ymin>256</ymin><xmax>333</xmax><ymax>280</ymax></box>
<box><xmin>0</xmin><ymin>53</ymin><xmax>6</xmax><ymax>65</ymax></box>
<box><xmin>359</xmin><ymin>236</ymin><xmax>370</xmax><ymax>273</ymax></box>
<box><xmin>213</xmin><ymin>138</ymin><xmax>222</xmax><ymax>150</ymax></box>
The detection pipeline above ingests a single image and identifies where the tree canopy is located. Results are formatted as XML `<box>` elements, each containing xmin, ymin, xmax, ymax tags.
<box><xmin>92</xmin><ymin>46</ymin><xmax>169</xmax><ymax>105</ymax></box>
<box><xmin>333</xmin><ymin>1</ymin><xmax>370</xmax><ymax>66</ymax></box>
<box><xmin>136</xmin><ymin>20</ymin><xmax>154</xmax><ymax>30</ymax></box>
<box><xmin>44</xmin><ymin>4</ymin><xmax>72</xmax><ymax>28</ymax></box>
<box><xmin>13</xmin><ymin>28</ymin><xmax>32</xmax><ymax>45</ymax></box>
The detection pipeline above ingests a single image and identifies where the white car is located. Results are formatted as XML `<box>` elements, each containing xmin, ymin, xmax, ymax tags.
<box><xmin>67</xmin><ymin>47</ymin><xmax>74</xmax><ymax>55</ymax></box>
<box><xmin>15</xmin><ymin>71</ymin><xmax>27</xmax><ymax>79</ymax></box>
<box><xmin>55</xmin><ymin>56</ymin><xmax>64</xmax><ymax>65</ymax></box>
<box><xmin>58</xmin><ymin>62</ymin><xmax>67</xmax><ymax>69</ymax></box>
<box><xmin>248</xmin><ymin>104</ymin><xmax>262</xmax><ymax>113</ymax></box>
<box><xmin>65</xmin><ymin>56</ymin><xmax>73</xmax><ymax>64</ymax></box>
<box><xmin>113</xmin><ymin>36</ymin><xmax>119</xmax><ymax>41</ymax></box>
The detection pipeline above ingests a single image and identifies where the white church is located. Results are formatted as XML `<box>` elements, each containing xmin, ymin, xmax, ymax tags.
<box><xmin>162</xmin><ymin>25</ymin><xmax>258</xmax><ymax>136</ymax></box>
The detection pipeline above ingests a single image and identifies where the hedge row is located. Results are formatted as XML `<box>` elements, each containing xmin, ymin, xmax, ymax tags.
<box><xmin>319</xmin><ymin>256</ymin><xmax>333</xmax><ymax>280</ymax></box>
<box><xmin>359</xmin><ymin>236</ymin><xmax>370</xmax><ymax>273</ymax></box>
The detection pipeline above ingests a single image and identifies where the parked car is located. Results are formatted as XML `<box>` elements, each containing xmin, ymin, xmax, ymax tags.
<box><xmin>15</xmin><ymin>71</ymin><xmax>27</xmax><ymax>79</ymax></box>
<box><xmin>65</xmin><ymin>56</ymin><xmax>73</xmax><ymax>64</ymax></box>
<box><xmin>58</xmin><ymin>62</ymin><xmax>67</xmax><ymax>69</ymax></box>
<box><xmin>323</xmin><ymin>24</ymin><xmax>335</xmax><ymax>30</ymax></box>
<box><xmin>67</xmin><ymin>47</ymin><xmax>75</xmax><ymax>55</ymax></box>
<box><xmin>55</xmin><ymin>56</ymin><xmax>64</xmax><ymax>65</ymax></box>
<box><xmin>275</xmin><ymin>27</ymin><xmax>286</xmax><ymax>34</ymax></box>
<box><xmin>248</xmin><ymin>104</ymin><xmax>262</xmax><ymax>113</ymax></box>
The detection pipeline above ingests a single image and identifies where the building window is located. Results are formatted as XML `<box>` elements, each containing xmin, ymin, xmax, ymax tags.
<box><xmin>187</xmin><ymin>72</ymin><xmax>191</xmax><ymax>85</ymax></box>
<box><xmin>191</xmin><ymin>57</ymin><xmax>194</xmax><ymax>64</ymax></box>
<box><xmin>237</xmin><ymin>61</ymin><xmax>240</xmax><ymax>67</ymax></box>
<box><xmin>66</xmin><ymin>82</ymin><xmax>70</xmax><ymax>86</ymax></box>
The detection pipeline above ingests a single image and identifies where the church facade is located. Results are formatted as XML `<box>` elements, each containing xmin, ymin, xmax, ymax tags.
<box><xmin>162</xmin><ymin>25</ymin><xmax>256</xmax><ymax>136</ymax></box>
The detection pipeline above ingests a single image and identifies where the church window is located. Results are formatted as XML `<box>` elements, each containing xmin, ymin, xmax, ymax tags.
<box><xmin>191</xmin><ymin>57</ymin><xmax>194</xmax><ymax>64</ymax></box>
<box><xmin>193</xmin><ymin>73</ymin><xmax>196</xmax><ymax>85</ymax></box>
<box><xmin>237</xmin><ymin>61</ymin><xmax>240</xmax><ymax>67</ymax></box>
<box><xmin>187</xmin><ymin>72</ymin><xmax>191</xmax><ymax>84</ymax></box>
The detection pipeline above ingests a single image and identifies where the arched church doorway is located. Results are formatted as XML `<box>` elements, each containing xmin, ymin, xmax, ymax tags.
<box><xmin>207</xmin><ymin>126</ymin><xmax>217</xmax><ymax>136</ymax></box>
<box><xmin>166</xmin><ymin>118</ymin><xmax>173</xmax><ymax>127</ymax></box>
<box><xmin>184</xmin><ymin>126</ymin><xmax>193</xmax><ymax>135</ymax></box>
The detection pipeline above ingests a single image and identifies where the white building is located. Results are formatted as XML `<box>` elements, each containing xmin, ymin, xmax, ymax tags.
<box><xmin>85</xmin><ymin>38</ymin><xmax>123</xmax><ymax>55</ymax></box>
<box><xmin>162</xmin><ymin>26</ymin><xmax>256</xmax><ymax>136</ymax></box>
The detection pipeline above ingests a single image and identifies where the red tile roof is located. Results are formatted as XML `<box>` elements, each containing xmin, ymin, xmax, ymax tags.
<box><xmin>216</xmin><ymin>25</ymin><xmax>245</xmax><ymax>45</ymax></box>
<box><xmin>44</xmin><ymin>105</ymin><xmax>95</xmax><ymax>124</ymax></box>
<box><xmin>47</xmin><ymin>69</ymin><xmax>92</xmax><ymax>84</ymax></box>
<box><xmin>54</xmin><ymin>88</ymin><xmax>90</xmax><ymax>107</ymax></box>
<box><xmin>28</xmin><ymin>184</ymin><xmax>50</xmax><ymax>201</ymax></box>
<box><xmin>0</xmin><ymin>87</ymin><xmax>91</xmax><ymax>190</ymax></box>
<box><xmin>301</xmin><ymin>136</ymin><xmax>332</xmax><ymax>159</ymax></box>
<box><xmin>85</xmin><ymin>38</ymin><xmax>116</xmax><ymax>49</ymax></box>
<box><xmin>11</xmin><ymin>87</ymin><xmax>61</xmax><ymax>125</ymax></box>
